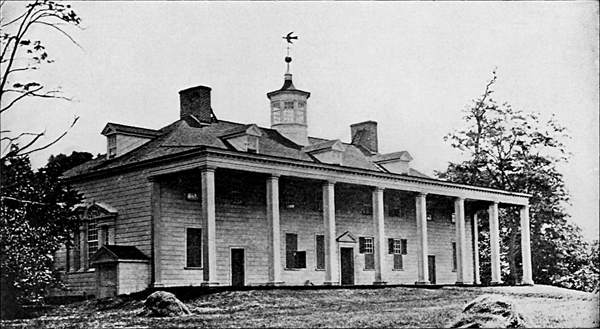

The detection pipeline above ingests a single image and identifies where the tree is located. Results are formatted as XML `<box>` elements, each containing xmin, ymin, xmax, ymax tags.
<box><xmin>436</xmin><ymin>70</ymin><xmax>597</xmax><ymax>290</ymax></box>
<box><xmin>0</xmin><ymin>151</ymin><xmax>91</xmax><ymax>319</ymax></box>
<box><xmin>0</xmin><ymin>0</ymin><xmax>81</xmax><ymax>161</ymax></box>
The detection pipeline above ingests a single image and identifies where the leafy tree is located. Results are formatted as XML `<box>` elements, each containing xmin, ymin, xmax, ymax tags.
<box><xmin>436</xmin><ymin>70</ymin><xmax>596</xmax><ymax>290</ymax></box>
<box><xmin>0</xmin><ymin>151</ymin><xmax>91</xmax><ymax>319</ymax></box>
<box><xmin>0</xmin><ymin>0</ymin><xmax>81</xmax><ymax>161</ymax></box>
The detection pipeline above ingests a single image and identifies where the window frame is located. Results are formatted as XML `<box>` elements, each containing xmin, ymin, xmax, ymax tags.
<box><xmin>185</xmin><ymin>227</ymin><xmax>203</xmax><ymax>269</ymax></box>
<box><xmin>359</xmin><ymin>236</ymin><xmax>375</xmax><ymax>270</ymax></box>
<box><xmin>87</xmin><ymin>220</ymin><xmax>98</xmax><ymax>268</ymax></box>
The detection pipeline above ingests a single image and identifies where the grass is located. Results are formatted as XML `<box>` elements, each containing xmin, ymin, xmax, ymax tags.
<box><xmin>1</xmin><ymin>285</ymin><xmax>598</xmax><ymax>328</ymax></box>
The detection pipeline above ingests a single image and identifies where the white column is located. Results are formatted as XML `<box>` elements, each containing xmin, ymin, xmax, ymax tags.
<box><xmin>488</xmin><ymin>202</ymin><xmax>502</xmax><ymax>284</ymax></box>
<box><xmin>373</xmin><ymin>187</ymin><xmax>386</xmax><ymax>285</ymax></box>
<box><xmin>454</xmin><ymin>197</ymin><xmax>468</xmax><ymax>284</ymax></box>
<box><xmin>201</xmin><ymin>167</ymin><xmax>218</xmax><ymax>286</ymax></box>
<box><xmin>473</xmin><ymin>212</ymin><xmax>481</xmax><ymax>285</ymax></box>
<box><xmin>520</xmin><ymin>205</ymin><xmax>534</xmax><ymax>285</ymax></box>
<box><xmin>266</xmin><ymin>175</ymin><xmax>284</xmax><ymax>285</ymax></box>
<box><xmin>323</xmin><ymin>181</ymin><xmax>338</xmax><ymax>285</ymax></box>
<box><xmin>415</xmin><ymin>193</ymin><xmax>429</xmax><ymax>284</ymax></box>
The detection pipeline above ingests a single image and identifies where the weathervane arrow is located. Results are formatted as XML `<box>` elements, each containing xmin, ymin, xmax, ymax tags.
<box><xmin>283</xmin><ymin>31</ymin><xmax>298</xmax><ymax>44</ymax></box>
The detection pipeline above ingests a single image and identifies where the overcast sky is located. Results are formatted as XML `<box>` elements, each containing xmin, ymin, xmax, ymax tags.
<box><xmin>2</xmin><ymin>1</ymin><xmax>598</xmax><ymax>240</ymax></box>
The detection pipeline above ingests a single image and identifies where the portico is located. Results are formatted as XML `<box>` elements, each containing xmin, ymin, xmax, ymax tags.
<box><xmin>148</xmin><ymin>148</ymin><xmax>533</xmax><ymax>287</ymax></box>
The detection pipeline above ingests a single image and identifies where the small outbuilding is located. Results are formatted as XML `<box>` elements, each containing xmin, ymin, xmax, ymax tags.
<box><xmin>90</xmin><ymin>245</ymin><xmax>150</xmax><ymax>298</ymax></box>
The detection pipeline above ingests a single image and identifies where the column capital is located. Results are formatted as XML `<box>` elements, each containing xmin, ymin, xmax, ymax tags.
<box><xmin>372</xmin><ymin>186</ymin><xmax>385</xmax><ymax>192</ymax></box>
<box><xmin>323</xmin><ymin>179</ymin><xmax>336</xmax><ymax>186</ymax></box>
<box><xmin>455</xmin><ymin>196</ymin><xmax>465</xmax><ymax>202</ymax></box>
<box><xmin>522</xmin><ymin>204</ymin><xmax>530</xmax><ymax>210</ymax></box>
<box><xmin>417</xmin><ymin>192</ymin><xmax>428</xmax><ymax>198</ymax></box>
<box><xmin>200</xmin><ymin>165</ymin><xmax>217</xmax><ymax>173</ymax></box>
<box><xmin>268</xmin><ymin>173</ymin><xmax>281</xmax><ymax>180</ymax></box>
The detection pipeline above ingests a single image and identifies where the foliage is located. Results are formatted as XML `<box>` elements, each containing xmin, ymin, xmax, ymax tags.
<box><xmin>0</xmin><ymin>151</ymin><xmax>91</xmax><ymax>318</ymax></box>
<box><xmin>0</xmin><ymin>0</ymin><xmax>81</xmax><ymax>160</ymax></box>
<box><xmin>437</xmin><ymin>70</ymin><xmax>598</xmax><ymax>291</ymax></box>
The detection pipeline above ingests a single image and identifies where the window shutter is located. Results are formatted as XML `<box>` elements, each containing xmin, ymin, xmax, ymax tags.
<box><xmin>401</xmin><ymin>239</ymin><xmax>408</xmax><ymax>255</ymax></box>
<box><xmin>286</xmin><ymin>233</ymin><xmax>298</xmax><ymax>269</ymax></box>
<box><xmin>452</xmin><ymin>242</ymin><xmax>457</xmax><ymax>271</ymax></box>
<box><xmin>316</xmin><ymin>235</ymin><xmax>325</xmax><ymax>270</ymax></box>
<box><xmin>365</xmin><ymin>253</ymin><xmax>375</xmax><ymax>270</ymax></box>
<box><xmin>388</xmin><ymin>238</ymin><xmax>394</xmax><ymax>254</ymax></box>
<box><xmin>359</xmin><ymin>237</ymin><xmax>366</xmax><ymax>253</ymax></box>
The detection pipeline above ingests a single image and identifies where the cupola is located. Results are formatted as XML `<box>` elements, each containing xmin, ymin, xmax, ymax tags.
<box><xmin>267</xmin><ymin>50</ymin><xmax>310</xmax><ymax>146</ymax></box>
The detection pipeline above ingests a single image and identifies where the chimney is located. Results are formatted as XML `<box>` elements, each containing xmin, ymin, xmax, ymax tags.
<box><xmin>350</xmin><ymin>121</ymin><xmax>378</xmax><ymax>154</ymax></box>
<box><xmin>179</xmin><ymin>86</ymin><xmax>215</xmax><ymax>124</ymax></box>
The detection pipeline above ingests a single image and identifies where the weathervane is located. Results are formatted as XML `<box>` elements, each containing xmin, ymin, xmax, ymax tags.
<box><xmin>282</xmin><ymin>32</ymin><xmax>298</xmax><ymax>73</ymax></box>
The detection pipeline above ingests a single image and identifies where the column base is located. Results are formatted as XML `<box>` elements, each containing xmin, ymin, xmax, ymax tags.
<box><xmin>152</xmin><ymin>282</ymin><xmax>167</xmax><ymax>288</ymax></box>
<box><xmin>324</xmin><ymin>281</ymin><xmax>339</xmax><ymax>286</ymax></box>
<box><xmin>201</xmin><ymin>281</ymin><xmax>220</xmax><ymax>287</ymax></box>
<box><xmin>415</xmin><ymin>281</ymin><xmax>430</xmax><ymax>285</ymax></box>
<box><xmin>520</xmin><ymin>280</ymin><xmax>534</xmax><ymax>286</ymax></box>
<box><xmin>373</xmin><ymin>281</ymin><xmax>387</xmax><ymax>286</ymax></box>
<box><xmin>490</xmin><ymin>281</ymin><xmax>503</xmax><ymax>286</ymax></box>
<box><xmin>265</xmin><ymin>281</ymin><xmax>285</xmax><ymax>286</ymax></box>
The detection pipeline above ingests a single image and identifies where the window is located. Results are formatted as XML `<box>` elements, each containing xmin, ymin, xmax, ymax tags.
<box><xmin>247</xmin><ymin>135</ymin><xmax>259</xmax><ymax>154</ymax></box>
<box><xmin>272</xmin><ymin>110</ymin><xmax>282</xmax><ymax>124</ymax></box>
<box><xmin>388</xmin><ymin>238</ymin><xmax>404</xmax><ymax>270</ymax></box>
<box><xmin>87</xmin><ymin>221</ymin><xmax>98</xmax><ymax>266</ymax></box>
<box><xmin>295</xmin><ymin>109</ymin><xmax>305</xmax><ymax>124</ymax></box>
<box><xmin>101</xmin><ymin>226</ymin><xmax>109</xmax><ymax>246</ymax></box>
<box><xmin>286</xmin><ymin>233</ymin><xmax>306</xmax><ymax>269</ymax></box>
<box><xmin>107</xmin><ymin>135</ymin><xmax>117</xmax><ymax>159</ymax></box>
<box><xmin>451</xmin><ymin>213</ymin><xmax>456</xmax><ymax>223</ymax></box>
<box><xmin>186</xmin><ymin>228</ymin><xmax>202</xmax><ymax>268</ymax></box>
<box><xmin>316</xmin><ymin>235</ymin><xmax>325</xmax><ymax>270</ymax></box>
<box><xmin>452</xmin><ymin>242</ymin><xmax>457</xmax><ymax>272</ymax></box>
<box><xmin>359</xmin><ymin>237</ymin><xmax>375</xmax><ymax>270</ymax></box>
<box><xmin>361</xmin><ymin>204</ymin><xmax>373</xmax><ymax>215</ymax></box>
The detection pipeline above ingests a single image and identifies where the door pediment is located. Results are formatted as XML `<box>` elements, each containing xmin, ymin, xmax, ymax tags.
<box><xmin>336</xmin><ymin>231</ymin><xmax>357</xmax><ymax>243</ymax></box>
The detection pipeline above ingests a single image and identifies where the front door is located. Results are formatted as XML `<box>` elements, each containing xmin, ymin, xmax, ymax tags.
<box><xmin>340</xmin><ymin>247</ymin><xmax>354</xmax><ymax>285</ymax></box>
<box><xmin>428</xmin><ymin>255</ymin><xmax>436</xmax><ymax>284</ymax></box>
<box><xmin>231</xmin><ymin>248</ymin><xmax>245</xmax><ymax>287</ymax></box>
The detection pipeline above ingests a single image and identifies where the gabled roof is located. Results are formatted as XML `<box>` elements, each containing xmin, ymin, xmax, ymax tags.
<box><xmin>371</xmin><ymin>151</ymin><xmax>413</xmax><ymax>163</ymax></box>
<box><xmin>101</xmin><ymin>123</ymin><xmax>161</xmax><ymax>138</ymax></box>
<box><xmin>90</xmin><ymin>245</ymin><xmax>149</xmax><ymax>264</ymax></box>
<box><xmin>336</xmin><ymin>231</ymin><xmax>357</xmax><ymax>243</ymax></box>
<box><xmin>219</xmin><ymin>124</ymin><xmax>263</xmax><ymax>138</ymax></box>
<box><xmin>302</xmin><ymin>139</ymin><xmax>345</xmax><ymax>153</ymax></box>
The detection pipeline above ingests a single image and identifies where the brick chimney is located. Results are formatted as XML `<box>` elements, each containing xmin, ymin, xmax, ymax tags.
<box><xmin>351</xmin><ymin>121</ymin><xmax>378</xmax><ymax>154</ymax></box>
<box><xmin>179</xmin><ymin>86</ymin><xmax>216</xmax><ymax>124</ymax></box>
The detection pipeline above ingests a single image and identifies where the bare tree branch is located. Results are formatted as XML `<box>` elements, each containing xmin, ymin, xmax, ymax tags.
<box><xmin>0</xmin><ymin>85</ymin><xmax>44</xmax><ymax>113</ymax></box>
<box><xmin>17</xmin><ymin>116</ymin><xmax>80</xmax><ymax>158</ymax></box>
<box><xmin>32</xmin><ymin>21</ymin><xmax>82</xmax><ymax>49</ymax></box>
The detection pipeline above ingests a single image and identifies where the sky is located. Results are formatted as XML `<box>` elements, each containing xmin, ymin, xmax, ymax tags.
<box><xmin>2</xmin><ymin>2</ymin><xmax>598</xmax><ymax>240</ymax></box>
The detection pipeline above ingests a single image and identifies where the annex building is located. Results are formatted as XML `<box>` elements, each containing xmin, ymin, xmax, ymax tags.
<box><xmin>54</xmin><ymin>54</ymin><xmax>534</xmax><ymax>298</ymax></box>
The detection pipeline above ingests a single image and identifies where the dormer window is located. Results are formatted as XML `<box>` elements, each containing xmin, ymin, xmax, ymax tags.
<box><xmin>220</xmin><ymin>124</ymin><xmax>262</xmax><ymax>154</ymax></box>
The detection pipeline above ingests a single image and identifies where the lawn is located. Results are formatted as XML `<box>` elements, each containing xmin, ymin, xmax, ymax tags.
<box><xmin>2</xmin><ymin>285</ymin><xmax>598</xmax><ymax>328</ymax></box>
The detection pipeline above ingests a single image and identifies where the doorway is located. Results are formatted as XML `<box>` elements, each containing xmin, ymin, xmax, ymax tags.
<box><xmin>231</xmin><ymin>248</ymin><xmax>245</xmax><ymax>287</ymax></box>
<box><xmin>428</xmin><ymin>255</ymin><xmax>436</xmax><ymax>284</ymax></box>
<box><xmin>340</xmin><ymin>247</ymin><xmax>354</xmax><ymax>285</ymax></box>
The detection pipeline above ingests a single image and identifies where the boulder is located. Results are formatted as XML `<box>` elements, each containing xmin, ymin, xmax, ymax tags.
<box><xmin>142</xmin><ymin>291</ymin><xmax>192</xmax><ymax>317</ymax></box>
<box><xmin>448</xmin><ymin>294</ymin><xmax>526</xmax><ymax>328</ymax></box>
